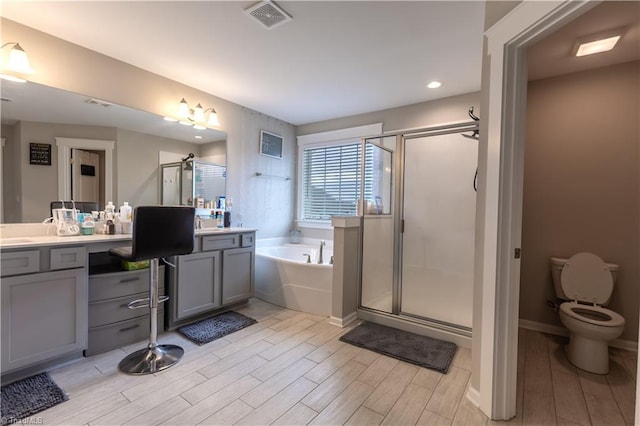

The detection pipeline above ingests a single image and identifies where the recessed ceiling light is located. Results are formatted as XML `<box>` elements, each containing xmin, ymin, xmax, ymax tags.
<box><xmin>427</xmin><ymin>81</ymin><xmax>442</xmax><ymax>89</ymax></box>
<box><xmin>576</xmin><ymin>36</ymin><xmax>620</xmax><ymax>56</ymax></box>
<box><xmin>573</xmin><ymin>28</ymin><xmax>625</xmax><ymax>57</ymax></box>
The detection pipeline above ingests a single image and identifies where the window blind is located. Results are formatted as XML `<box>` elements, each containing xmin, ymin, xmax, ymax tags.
<box><xmin>301</xmin><ymin>143</ymin><xmax>375</xmax><ymax>221</ymax></box>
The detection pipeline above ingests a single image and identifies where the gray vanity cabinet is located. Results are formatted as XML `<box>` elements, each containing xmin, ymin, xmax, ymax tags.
<box><xmin>222</xmin><ymin>247</ymin><xmax>254</xmax><ymax>305</ymax></box>
<box><xmin>174</xmin><ymin>250</ymin><xmax>222</xmax><ymax>319</ymax></box>
<box><xmin>166</xmin><ymin>230</ymin><xmax>255</xmax><ymax>330</ymax></box>
<box><xmin>1</xmin><ymin>266</ymin><xmax>87</xmax><ymax>373</ymax></box>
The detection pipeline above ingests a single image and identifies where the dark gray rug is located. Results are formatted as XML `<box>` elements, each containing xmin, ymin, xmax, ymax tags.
<box><xmin>339</xmin><ymin>322</ymin><xmax>457</xmax><ymax>374</ymax></box>
<box><xmin>1</xmin><ymin>372</ymin><xmax>68</xmax><ymax>426</ymax></box>
<box><xmin>178</xmin><ymin>311</ymin><xmax>258</xmax><ymax>345</ymax></box>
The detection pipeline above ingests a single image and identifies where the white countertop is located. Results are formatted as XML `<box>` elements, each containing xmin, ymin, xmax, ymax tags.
<box><xmin>0</xmin><ymin>226</ymin><xmax>255</xmax><ymax>249</ymax></box>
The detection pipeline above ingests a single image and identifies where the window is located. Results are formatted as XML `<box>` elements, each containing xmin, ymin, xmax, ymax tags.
<box><xmin>297</xmin><ymin>123</ymin><xmax>383</xmax><ymax>226</ymax></box>
<box><xmin>302</xmin><ymin>143</ymin><xmax>362</xmax><ymax>220</ymax></box>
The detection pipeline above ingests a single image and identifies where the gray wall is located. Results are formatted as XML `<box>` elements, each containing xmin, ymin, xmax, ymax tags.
<box><xmin>521</xmin><ymin>60</ymin><xmax>640</xmax><ymax>342</ymax></box>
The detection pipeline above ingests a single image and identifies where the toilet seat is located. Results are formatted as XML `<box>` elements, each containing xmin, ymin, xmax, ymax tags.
<box><xmin>560</xmin><ymin>252</ymin><xmax>613</xmax><ymax>305</ymax></box>
<box><xmin>560</xmin><ymin>302</ymin><xmax>625</xmax><ymax>328</ymax></box>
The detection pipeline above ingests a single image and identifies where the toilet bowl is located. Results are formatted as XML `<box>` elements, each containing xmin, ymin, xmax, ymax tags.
<box><xmin>550</xmin><ymin>253</ymin><xmax>625</xmax><ymax>374</ymax></box>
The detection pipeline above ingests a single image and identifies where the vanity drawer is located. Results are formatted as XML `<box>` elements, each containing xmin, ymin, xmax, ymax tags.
<box><xmin>88</xmin><ymin>289</ymin><xmax>166</xmax><ymax>328</ymax></box>
<box><xmin>50</xmin><ymin>246</ymin><xmax>86</xmax><ymax>270</ymax></box>
<box><xmin>88</xmin><ymin>267</ymin><xmax>164</xmax><ymax>302</ymax></box>
<box><xmin>240</xmin><ymin>233</ymin><xmax>255</xmax><ymax>247</ymax></box>
<box><xmin>85</xmin><ymin>310</ymin><xmax>164</xmax><ymax>357</ymax></box>
<box><xmin>1</xmin><ymin>250</ymin><xmax>40</xmax><ymax>277</ymax></box>
<box><xmin>202</xmin><ymin>234</ymin><xmax>240</xmax><ymax>251</ymax></box>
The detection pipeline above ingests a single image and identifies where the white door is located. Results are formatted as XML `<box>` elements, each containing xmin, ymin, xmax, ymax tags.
<box><xmin>71</xmin><ymin>149</ymin><xmax>99</xmax><ymax>203</ymax></box>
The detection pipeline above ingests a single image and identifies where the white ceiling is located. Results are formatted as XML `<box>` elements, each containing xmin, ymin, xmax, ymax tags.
<box><xmin>0</xmin><ymin>1</ymin><xmax>486</xmax><ymax>126</ymax></box>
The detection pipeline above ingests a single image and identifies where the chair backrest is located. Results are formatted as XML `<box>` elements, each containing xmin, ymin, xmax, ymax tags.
<box><xmin>50</xmin><ymin>201</ymin><xmax>99</xmax><ymax>216</ymax></box>
<box><xmin>130</xmin><ymin>206</ymin><xmax>195</xmax><ymax>261</ymax></box>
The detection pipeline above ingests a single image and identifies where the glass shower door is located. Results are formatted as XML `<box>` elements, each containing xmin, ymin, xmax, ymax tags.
<box><xmin>400</xmin><ymin>132</ymin><xmax>477</xmax><ymax>328</ymax></box>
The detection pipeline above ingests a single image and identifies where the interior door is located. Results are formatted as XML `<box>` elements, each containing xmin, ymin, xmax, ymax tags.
<box><xmin>71</xmin><ymin>148</ymin><xmax>100</xmax><ymax>203</ymax></box>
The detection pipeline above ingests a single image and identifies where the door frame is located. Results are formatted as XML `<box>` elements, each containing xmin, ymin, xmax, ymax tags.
<box><xmin>55</xmin><ymin>137</ymin><xmax>114</xmax><ymax>205</ymax></box>
<box><xmin>473</xmin><ymin>0</ymin><xmax>629</xmax><ymax>420</ymax></box>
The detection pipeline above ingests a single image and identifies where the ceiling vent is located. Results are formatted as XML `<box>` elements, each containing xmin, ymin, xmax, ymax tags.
<box><xmin>245</xmin><ymin>1</ymin><xmax>292</xmax><ymax>30</ymax></box>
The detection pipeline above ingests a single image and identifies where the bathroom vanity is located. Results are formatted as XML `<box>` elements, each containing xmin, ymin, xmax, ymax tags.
<box><xmin>0</xmin><ymin>226</ymin><xmax>255</xmax><ymax>380</ymax></box>
<box><xmin>165</xmin><ymin>230</ymin><xmax>255</xmax><ymax>330</ymax></box>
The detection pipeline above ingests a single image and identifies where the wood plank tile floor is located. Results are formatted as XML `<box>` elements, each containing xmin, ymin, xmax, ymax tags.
<box><xmin>37</xmin><ymin>299</ymin><xmax>635</xmax><ymax>425</ymax></box>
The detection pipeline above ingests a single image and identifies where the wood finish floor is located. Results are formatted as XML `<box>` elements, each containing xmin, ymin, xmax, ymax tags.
<box><xmin>32</xmin><ymin>299</ymin><xmax>635</xmax><ymax>425</ymax></box>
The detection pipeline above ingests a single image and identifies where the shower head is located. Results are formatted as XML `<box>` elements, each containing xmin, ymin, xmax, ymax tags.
<box><xmin>181</xmin><ymin>153</ymin><xmax>195</xmax><ymax>162</ymax></box>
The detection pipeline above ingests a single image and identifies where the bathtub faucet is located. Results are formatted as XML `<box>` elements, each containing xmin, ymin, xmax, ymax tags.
<box><xmin>318</xmin><ymin>240</ymin><xmax>326</xmax><ymax>264</ymax></box>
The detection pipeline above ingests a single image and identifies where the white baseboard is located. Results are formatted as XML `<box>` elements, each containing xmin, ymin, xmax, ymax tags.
<box><xmin>329</xmin><ymin>311</ymin><xmax>358</xmax><ymax>328</ymax></box>
<box><xmin>466</xmin><ymin>385</ymin><xmax>481</xmax><ymax>407</ymax></box>
<box><xmin>519</xmin><ymin>319</ymin><xmax>638</xmax><ymax>352</ymax></box>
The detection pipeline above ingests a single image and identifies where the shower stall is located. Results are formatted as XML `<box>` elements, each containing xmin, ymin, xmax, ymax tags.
<box><xmin>359</xmin><ymin>120</ymin><xmax>478</xmax><ymax>343</ymax></box>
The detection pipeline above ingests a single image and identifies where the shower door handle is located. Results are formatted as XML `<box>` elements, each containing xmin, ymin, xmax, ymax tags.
<box><xmin>400</xmin><ymin>219</ymin><xmax>405</xmax><ymax>233</ymax></box>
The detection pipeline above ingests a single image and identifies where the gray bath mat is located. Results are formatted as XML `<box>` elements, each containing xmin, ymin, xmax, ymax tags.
<box><xmin>178</xmin><ymin>311</ymin><xmax>257</xmax><ymax>345</ymax></box>
<box><xmin>340</xmin><ymin>322</ymin><xmax>457</xmax><ymax>374</ymax></box>
<box><xmin>1</xmin><ymin>372</ymin><xmax>68</xmax><ymax>426</ymax></box>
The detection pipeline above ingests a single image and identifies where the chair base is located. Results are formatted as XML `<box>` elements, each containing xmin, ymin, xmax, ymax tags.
<box><xmin>118</xmin><ymin>344</ymin><xmax>184</xmax><ymax>375</ymax></box>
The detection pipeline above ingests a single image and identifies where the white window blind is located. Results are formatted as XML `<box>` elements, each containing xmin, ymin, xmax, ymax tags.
<box><xmin>301</xmin><ymin>143</ymin><xmax>375</xmax><ymax>221</ymax></box>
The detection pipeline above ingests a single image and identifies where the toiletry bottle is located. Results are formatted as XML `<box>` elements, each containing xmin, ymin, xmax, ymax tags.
<box><xmin>120</xmin><ymin>202</ymin><xmax>132</xmax><ymax>222</ymax></box>
<box><xmin>216</xmin><ymin>211</ymin><xmax>223</xmax><ymax>228</ymax></box>
<box><xmin>224</xmin><ymin>211</ymin><xmax>231</xmax><ymax>228</ymax></box>
<box><xmin>105</xmin><ymin>201</ymin><xmax>115</xmax><ymax>219</ymax></box>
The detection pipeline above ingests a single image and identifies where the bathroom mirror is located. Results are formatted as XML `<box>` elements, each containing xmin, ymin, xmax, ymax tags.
<box><xmin>0</xmin><ymin>80</ymin><xmax>227</xmax><ymax>223</ymax></box>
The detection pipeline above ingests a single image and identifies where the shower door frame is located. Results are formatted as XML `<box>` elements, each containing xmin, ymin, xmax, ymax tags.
<box><xmin>358</xmin><ymin>120</ymin><xmax>479</xmax><ymax>339</ymax></box>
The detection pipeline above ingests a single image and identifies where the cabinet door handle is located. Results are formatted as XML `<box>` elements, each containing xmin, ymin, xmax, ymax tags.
<box><xmin>128</xmin><ymin>298</ymin><xmax>150</xmax><ymax>309</ymax></box>
<box><xmin>119</xmin><ymin>324</ymin><xmax>140</xmax><ymax>332</ymax></box>
<box><xmin>119</xmin><ymin>277</ymin><xmax>140</xmax><ymax>284</ymax></box>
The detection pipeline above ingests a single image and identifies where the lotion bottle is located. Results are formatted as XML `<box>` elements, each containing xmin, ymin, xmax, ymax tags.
<box><xmin>120</xmin><ymin>202</ymin><xmax>132</xmax><ymax>222</ymax></box>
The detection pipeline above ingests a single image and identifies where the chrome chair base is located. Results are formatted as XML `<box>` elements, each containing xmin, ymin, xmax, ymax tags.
<box><xmin>118</xmin><ymin>344</ymin><xmax>184</xmax><ymax>375</ymax></box>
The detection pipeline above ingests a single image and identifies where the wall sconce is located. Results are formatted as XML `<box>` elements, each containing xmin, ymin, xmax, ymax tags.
<box><xmin>165</xmin><ymin>98</ymin><xmax>220</xmax><ymax>129</ymax></box>
<box><xmin>1</xmin><ymin>42</ymin><xmax>34</xmax><ymax>82</ymax></box>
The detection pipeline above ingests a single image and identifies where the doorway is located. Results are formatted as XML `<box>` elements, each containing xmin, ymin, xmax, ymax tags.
<box><xmin>479</xmin><ymin>0</ymin><xmax>640</xmax><ymax>421</ymax></box>
<box><xmin>55</xmin><ymin>137</ymin><xmax>114</xmax><ymax>209</ymax></box>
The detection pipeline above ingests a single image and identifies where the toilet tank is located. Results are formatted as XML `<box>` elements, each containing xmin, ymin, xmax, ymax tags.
<box><xmin>550</xmin><ymin>256</ymin><xmax>619</xmax><ymax>304</ymax></box>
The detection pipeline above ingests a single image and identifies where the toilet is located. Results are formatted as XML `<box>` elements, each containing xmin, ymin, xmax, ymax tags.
<box><xmin>550</xmin><ymin>252</ymin><xmax>625</xmax><ymax>374</ymax></box>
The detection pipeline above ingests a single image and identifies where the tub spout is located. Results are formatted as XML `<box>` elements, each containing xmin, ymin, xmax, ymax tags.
<box><xmin>318</xmin><ymin>240</ymin><xmax>325</xmax><ymax>264</ymax></box>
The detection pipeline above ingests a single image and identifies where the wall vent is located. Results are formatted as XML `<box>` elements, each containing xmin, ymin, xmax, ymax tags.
<box><xmin>245</xmin><ymin>1</ymin><xmax>292</xmax><ymax>30</ymax></box>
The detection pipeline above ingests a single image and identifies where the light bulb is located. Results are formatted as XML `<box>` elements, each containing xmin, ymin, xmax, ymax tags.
<box><xmin>207</xmin><ymin>109</ymin><xmax>220</xmax><ymax>126</ymax></box>
<box><xmin>193</xmin><ymin>103</ymin><xmax>205</xmax><ymax>122</ymax></box>
<box><xmin>178</xmin><ymin>98</ymin><xmax>190</xmax><ymax>119</ymax></box>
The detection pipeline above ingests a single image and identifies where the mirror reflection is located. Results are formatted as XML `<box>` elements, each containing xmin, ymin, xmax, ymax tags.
<box><xmin>0</xmin><ymin>80</ymin><xmax>227</xmax><ymax>223</ymax></box>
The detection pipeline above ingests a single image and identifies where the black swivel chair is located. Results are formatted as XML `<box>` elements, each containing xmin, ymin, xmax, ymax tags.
<box><xmin>109</xmin><ymin>205</ymin><xmax>195</xmax><ymax>375</ymax></box>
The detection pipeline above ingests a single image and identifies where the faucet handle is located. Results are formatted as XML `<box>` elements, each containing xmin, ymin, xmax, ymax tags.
<box><xmin>302</xmin><ymin>253</ymin><xmax>311</xmax><ymax>263</ymax></box>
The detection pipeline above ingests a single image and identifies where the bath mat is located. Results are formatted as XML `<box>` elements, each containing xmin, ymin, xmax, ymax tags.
<box><xmin>178</xmin><ymin>311</ymin><xmax>257</xmax><ymax>345</ymax></box>
<box><xmin>1</xmin><ymin>372</ymin><xmax>68</xmax><ymax>426</ymax></box>
<box><xmin>339</xmin><ymin>322</ymin><xmax>457</xmax><ymax>374</ymax></box>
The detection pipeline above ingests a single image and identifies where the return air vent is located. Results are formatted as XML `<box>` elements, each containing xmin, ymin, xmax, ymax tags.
<box><xmin>245</xmin><ymin>1</ymin><xmax>292</xmax><ymax>30</ymax></box>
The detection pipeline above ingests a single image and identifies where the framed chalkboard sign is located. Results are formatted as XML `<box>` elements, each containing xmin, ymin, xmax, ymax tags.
<box><xmin>29</xmin><ymin>143</ymin><xmax>52</xmax><ymax>165</ymax></box>
<box><xmin>259</xmin><ymin>130</ymin><xmax>283</xmax><ymax>159</ymax></box>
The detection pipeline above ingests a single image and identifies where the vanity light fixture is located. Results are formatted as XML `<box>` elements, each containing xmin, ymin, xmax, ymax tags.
<box><xmin>427</xmin><ymin>81</ymin><xmax>442</xmax><ymax>89</ymax></box>
<box><xmin>164</xmin><ymin>98</ymin><xmax>220</xmax><ymax>129</ymax></box>
<box><xmin>0</xmin><ymin>42</ymin><xmax>34</xmax><ymax>82</ymax></box>
<box><xmin>574</xmin><ymin>28</ymin><xmax>624</xmax><ymax>57</ymax></box>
